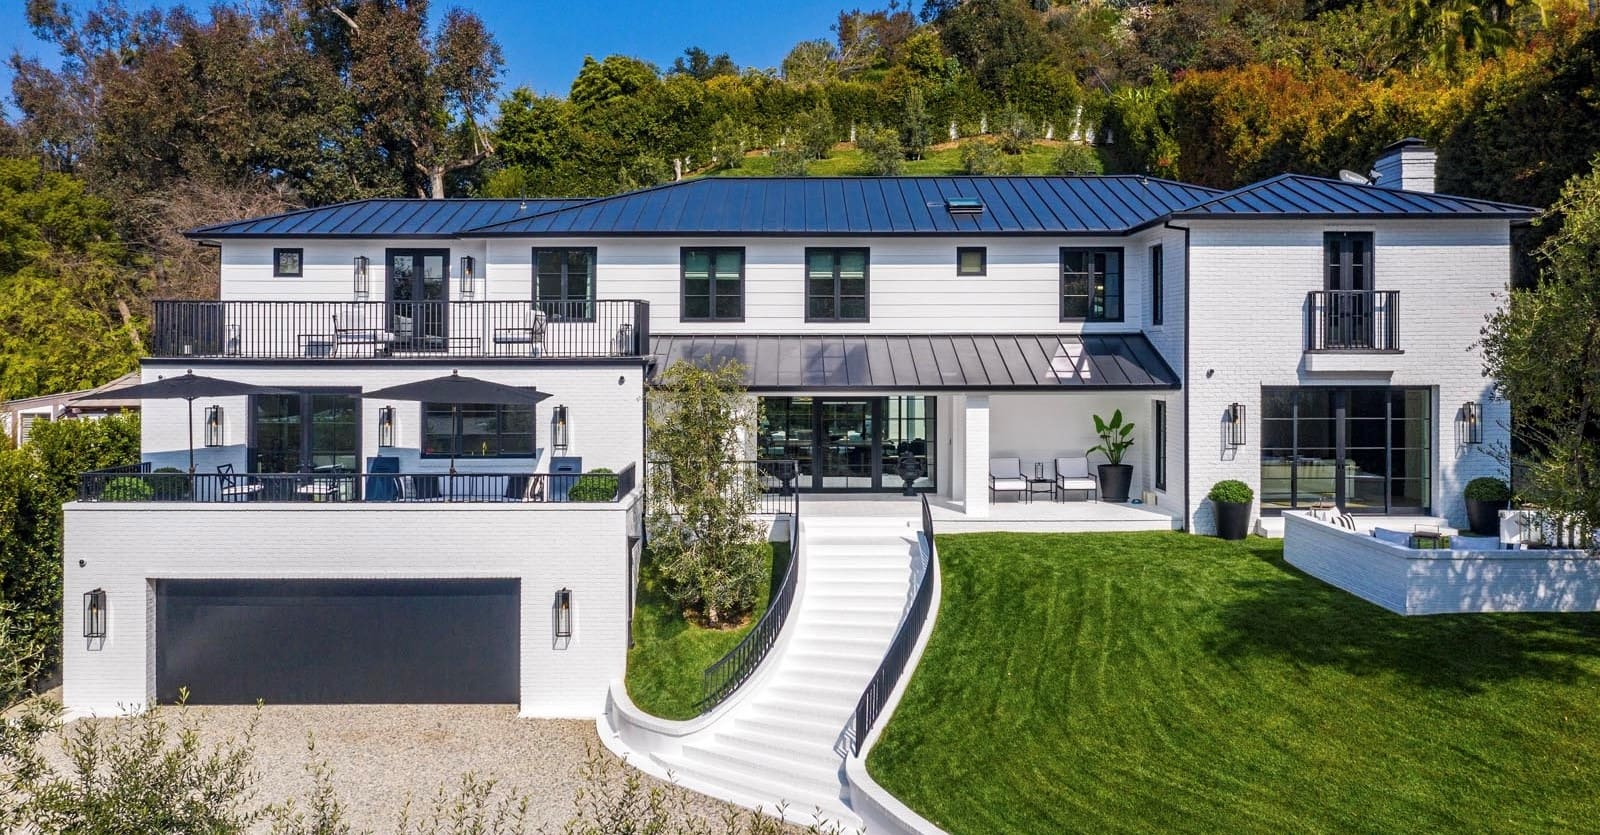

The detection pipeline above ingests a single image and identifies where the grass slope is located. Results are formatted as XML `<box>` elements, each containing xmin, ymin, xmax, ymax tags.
<box><xmin>625</xmin><ymin>542</ymin><xmax>788</xmax><ymax>720</ymax></box>
<box><xmin>867</xmin><ymin>532</ymin><xmax>1600</xmax><ymax>834</ymax></box>
<box><xmin>709</xmin><ymin>141</ymin><xmax>1078</xmax><ymax>177</ymax></box>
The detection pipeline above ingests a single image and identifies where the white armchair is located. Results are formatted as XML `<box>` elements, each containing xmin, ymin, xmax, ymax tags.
<box><xmin>1053</xmin><ymin>456</ymin><xmax>1098</xmax><ymax>502</ymax></box>
<box><xmin>989</xmin><ymin>457</ymin><xmax>1027</xmax><ymax>503</ymax></box>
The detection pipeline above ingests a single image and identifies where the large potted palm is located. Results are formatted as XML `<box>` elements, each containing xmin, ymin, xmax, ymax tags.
<box><xmin>1089</xmin><ymin>409</ymin><xmax>1136</xmax><ymax>503</ymax></box>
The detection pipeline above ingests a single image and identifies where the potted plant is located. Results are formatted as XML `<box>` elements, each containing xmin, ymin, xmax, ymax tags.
<box><xmin>1463</xmin><ymin>476</ymin><xmax>1512</xmax><ymax>536</ymax></box>
<box><xmin>1208</xmin><ymin>480</ymin><xmax>1253</xmax><ymax>540</ymax></box>
<box><xmin>1089</xmin><ymin>409</ymin><xmax>1136</xmax><ymax>503</ymax></box>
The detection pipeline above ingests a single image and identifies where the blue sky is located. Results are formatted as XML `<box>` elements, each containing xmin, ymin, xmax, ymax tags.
<box><xmin>0</xmin><ymin>0</ymin><xmax>849</xmax><ymax>116</ymax></box>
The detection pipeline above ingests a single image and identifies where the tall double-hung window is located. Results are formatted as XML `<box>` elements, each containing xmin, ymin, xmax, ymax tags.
<box><xmin>681</xmin><ymin>247</ymin><xmax>745</xmax><ymax>321</ymax></box>
<box><xmin>805</xmin><ymin>248</ymin><xmax>869</xmax><ymax>322</ymax></box>
<box><xmin>1060</xmin><ymin>247</ymin><xmax>1123</xmax><ymax>322</ymax></box>
<box><xmin>534</xmin><ymin>248</ymin><xmax>596</xmax><ymax>321</ymax></box>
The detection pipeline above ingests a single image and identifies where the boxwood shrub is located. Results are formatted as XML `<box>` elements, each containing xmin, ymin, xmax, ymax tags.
<box><xmin>1464</xmin><ymin>476</ymin><xmax>1512</xmax><ymax>502</ymax></box>
<box><xmin>567</xmin><ymin>468</ymin><xmax>617</xmax><ymax>502</ymax></box>
<box><xmin>1207</xmin><ymin>479</ymin><xmax>1253</xmax><ymax>505</ymax></box>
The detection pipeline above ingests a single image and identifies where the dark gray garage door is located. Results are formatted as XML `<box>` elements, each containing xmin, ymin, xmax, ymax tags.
<box><xmin>155</xmin><ymin>579</ymin><xmax>519</xmax><ymax>704</ymax></box>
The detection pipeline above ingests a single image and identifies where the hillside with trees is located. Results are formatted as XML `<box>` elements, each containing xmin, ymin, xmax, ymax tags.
<box><xmin>2</xmin><ymin>0</ymin><xmax>1599</xmax><ymax>400</ymax></box>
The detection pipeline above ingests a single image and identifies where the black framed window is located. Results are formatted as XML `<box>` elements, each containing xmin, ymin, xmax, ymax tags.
<box><xmin>273</xmin><ymin>248</ymin><xmax>303</xmax><ymax>278</ymax></box>
<box><xmin>534</xmin><ymin>247</ymin><xmax>596</xmax><ymax>321</ymax></box>
<box><xmin>956</xmin><ymin>247</ymin><xmax>986</xmax><ymax>276</ymax></box>
<box><xmin>1153</xmin><ymin>399</ymin><xmax>1167</xmax><ymax>490</ymax></box>
<box><xmin>1149</xmin><ymin>244</ymin><xmax>1164</xmax><ymax>326</ymax></box>
<box><xmin>681</xmin><ymin>247</ymin><xmax>744</xmax><ymax>321</ymax></box>
<box><xmin>806</xmin><ymin>248</ymin><xmax>869</xmax><ymax>322</ymax></box>
<box><xmin>422</xmin><ymin>403</ymin><xmax>536</xmax><ymax>459</ymax></box>
<box><xmin>1060</xmin><ymin>247</ymin><xmax>1122</xmax><ymax>322</ymax></box>
<box><xmin>1260</xmin><ymin>386</ymin><xmax>1431</xmax><ymax>515</ymax></box>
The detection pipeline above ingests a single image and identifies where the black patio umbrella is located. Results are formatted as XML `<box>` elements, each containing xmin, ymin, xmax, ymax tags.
<box><xmin>73</xmin><ymin>370</ymin><xmax>293</xmax><ymax>473</ymax></box>
<box><xmin>362</xmin><ymin>370</ymin><xmax>551</xmax><ymax>473</ymax></box>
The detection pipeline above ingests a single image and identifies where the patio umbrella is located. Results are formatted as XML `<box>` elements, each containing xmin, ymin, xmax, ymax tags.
<box><xmin>362</xmin><ymin>370</ymin><xmax>551</xmax><ymax>473</ymax></box>
<box><xmin>73</xmin><ymin>370</ymin><xmax>294</xmax><ymax>473</ymax></box>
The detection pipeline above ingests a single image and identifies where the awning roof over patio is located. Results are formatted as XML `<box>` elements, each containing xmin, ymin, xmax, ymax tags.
<box><xmin>650</xmin><ymin>333</ymin><xmax>1180</xmax><ymax>391</ymax></box>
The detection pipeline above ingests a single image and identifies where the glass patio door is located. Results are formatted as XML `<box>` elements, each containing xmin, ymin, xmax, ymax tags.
<box><xmin>1261</xmin><ymin>387</ymin><xmax>1430</xmax><ymax>514</ymax></box>
<box><xmin>819</xmin><ymin>399</ymin><xmax>875</xmax><ymax>490</ymax></box>
<box><xmin>251</xmin><ymin>391</ymin><xmax>361</xmax><ymax>475</ymax></box>
<box><xmin>387</xmin><ymin>249</ymin><xmax>449</xmax><ymax>346</ymax></box>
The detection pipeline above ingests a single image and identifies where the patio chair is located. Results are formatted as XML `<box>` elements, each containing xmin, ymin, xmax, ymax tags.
<box><xmin>988</xmin><ymin>457</ymin><xmax>1027</xmax><ymax>503</ymax></box>
<box><xmin>1053</xmin><ymin>456</ymin><xmax>1098</xmax><ymax>502</ymax></box>
<box><xmin>492</xmin><ymin>307</ymin><xmax>547</xmax><ymax>356</ymax></box>
<box><xmin>216</xmin><ymin>463</ymin><xmax>262</xmax><ymax>502</ymax></box>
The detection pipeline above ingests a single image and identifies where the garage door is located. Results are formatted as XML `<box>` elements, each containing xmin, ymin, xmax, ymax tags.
<box><xmin>155</xmin><ymin>579</ymin><xmax>519</xmax><ymax>704</ymax></box>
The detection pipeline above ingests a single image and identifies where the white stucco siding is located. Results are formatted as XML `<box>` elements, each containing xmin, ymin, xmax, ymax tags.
<box><xmin>1183</xmin><ymin>218</ymin><xmax>1511</xmax><ymax>533</ymax></box>
<box><xmin>136</xmin><ymin>362</ymin><xmax>644</xmax><ymax>476</ymax></box>
<box><xmin>218</xmin><ymin>239</ymin><xmax>490</xmax><ymax>301</ymax></box>
<box><xmin>62</xmin><ymin>500</ymin><xmax>636</xmax><ymax>717</ymax></box>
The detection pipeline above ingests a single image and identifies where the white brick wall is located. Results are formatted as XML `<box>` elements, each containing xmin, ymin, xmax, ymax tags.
<box><xmin>62</xmin><ymin>498</ymin><xmax>637</xmax><ymax>717</ymax></box>
<box><xmin>1183</xmin><ymin>218</ymin><xmax>1511</xmax><ymax>533</ymax></box>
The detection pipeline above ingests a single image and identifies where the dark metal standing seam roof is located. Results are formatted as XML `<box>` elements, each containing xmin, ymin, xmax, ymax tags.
<box><xmin>184</xmin><ymin>198</ymin><xmax>592</xmax><ymax>239</ymax></box>
<box><xmin>469</xmin><ymin>176</ymin><xmax>1223</xmax><ymax>236</ymax></box>
<box><xmin>650</xmin><ymin>333</ymin><xmax>1180</xmax><ymax>391</ymax></box>
<box><xmin>1169</xmin><ymin>174</ymin><xmax>1538</xmax><ymax>219</ymax></box>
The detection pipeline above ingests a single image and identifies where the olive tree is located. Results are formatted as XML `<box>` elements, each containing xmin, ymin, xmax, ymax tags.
<box><xmin>645</xmin><ymin>360</ymin><xmax>764</xmax><ymax>626</ymax></box>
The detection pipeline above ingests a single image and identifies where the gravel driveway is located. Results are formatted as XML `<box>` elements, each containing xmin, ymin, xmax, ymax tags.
<box><xmin>35</xmin><ymin>697</ymin><xmax>758</xmax><ymax>833</ymax></box>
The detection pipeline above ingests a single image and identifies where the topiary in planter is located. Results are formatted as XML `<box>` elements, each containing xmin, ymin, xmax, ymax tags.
<box><xmin>1464</xmin><ymin>476</ymin><xmax>1512</xmax><ymax>535</ymax></box>
<box><xmin>567</xmin><ymin>468</ymin><xmax>617</xmax><ymax>502</ymax></box>
<box><xmin>101</xmin><ymin>477</ymin><xmax>155</xmax><ymax>502</ymax></box>
<box><xmin>149</xmin><ymin>467</ymin><xmax>191</xmax><ymax>501</ymax></box>
<box><xmin>1208</xmin><ymin>480</ymin><xmax>1253</xmax><ymax>540</ymax></box>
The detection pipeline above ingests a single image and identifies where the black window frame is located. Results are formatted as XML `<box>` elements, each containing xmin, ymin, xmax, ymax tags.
<box><xmin>804</xmin><ymin>247</ymin><xmax>871</xmax><ymax>323</ymax></box>
<box><xmin>420</xmin><ymin>401</ymin><xmax>538</xmax><ymax>460</ymax></box>
<box><xmin>680</xmin><ymin>246</ymin><xmax>746</xmax><ymax>322</ymax></box>
<box><xmin>1153</xmin><ymin>399</ymin><xmax>1167</xmax><ymax>490</ymax></box>
<box><xmin>956</xmin><ymin>246</ymin><xmax>987</xmax><ymax>277</ymax></box>
<box><xmin>533</xmin><ymin>247</ymin><xmax>598</xmax><ymax>322</ymax></box>
<box><xmin>273</xmin><ymin>247</ymin><xmax>304</xmax><ymax>278</ymax></box>
<box><xmin>1149</xmin><ymin>243</ymin><xmax>1164</xmax><ymax>326</ymax></box>
<box><xmin>1059</xmin><ymin>246</ymin><xmax>1124</xmax><ymax>323</ymax></box>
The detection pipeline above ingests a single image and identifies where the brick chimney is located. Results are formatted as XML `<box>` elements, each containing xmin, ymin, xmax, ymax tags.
<box><xmin>1372</xmin><ymin>137</ymin><xmax>1436</xmax><ymax>193</ymax></box>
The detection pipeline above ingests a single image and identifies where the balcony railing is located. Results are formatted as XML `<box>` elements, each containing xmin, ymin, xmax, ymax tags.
<box><xmin>78</xmin><ymin>462</ymin><xmax>637</xmax><ymax>505</ymax></box>
<box><xmin>152</xmin><ymin>300</ymin><xmax>649</xmax><ymax>360</ymax></box>
<box><xmin>1305</xmin><ymin>290</ymin><xmax>1399</xmax><ymax>352</ymax></box>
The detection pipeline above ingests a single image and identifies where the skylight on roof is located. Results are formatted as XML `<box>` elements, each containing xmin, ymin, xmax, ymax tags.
<box><xmin>945</xmin><ymin>196</ymin><xmax>985</xmax><ymax>214</ymax></box>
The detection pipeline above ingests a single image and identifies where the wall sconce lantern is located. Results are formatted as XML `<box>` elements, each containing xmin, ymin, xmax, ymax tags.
<box><xmin>83</xmin><ymin>589</ymin><xmax>107</xmax><ymax>639</ymax></box>
<box><xmin>555</xmin><ymin>588</ymin><xmax>573</xmax><ymax>638</ymax></box>
<box><xmin>1460</xmin><ymin>401</ymin><xmax>1483</xmax><ymax>445</ymax></box>
<box><xmin>204</xmin><ymin>405</ymin><xmax>224</xmax><ymax>447</ymax></box>
<box><xmin>1227</xmin><ymin>403</ymin><xmax>1247</xmax><ymax>447</ymax></box>
<box><xmin>551</xmin><ymin>405</ymin><xmax>570</xmax><ymax>453</ymax></box>
<box><xmin>378</xmin><ymin>406</ymin><xmax>396</xmax><ymax>448</ymax></box>
<box><xmin>352</xmin><ymin>255</ymin><xmax>371</xmax><ymax>298</ymax></box>
<box><xmin>459</xmin><ymin>255</ymin><xmax>476</xmax><ymax>299</ymax></box>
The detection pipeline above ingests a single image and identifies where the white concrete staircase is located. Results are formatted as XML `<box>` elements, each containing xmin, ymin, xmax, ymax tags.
<box><xmin>639</xmin><ymin>516</ymin><xmax>920</xmax><ymax>830</ymax></box>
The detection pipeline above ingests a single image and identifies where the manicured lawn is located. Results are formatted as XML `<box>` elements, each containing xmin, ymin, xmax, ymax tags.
<box><xmin>625</xmin><ymin>542</ymin><xmax>789</xmax><ymax>720</ymax></box>
<box><xmin>867</xmin><ymin>532</ymin><xmax>1600</xmax><ymax>834</ymax></box>
<box><xmin>708</xmin><ymin>141</ymin><xmax>1088</xmax><ymax>177</ymax></box>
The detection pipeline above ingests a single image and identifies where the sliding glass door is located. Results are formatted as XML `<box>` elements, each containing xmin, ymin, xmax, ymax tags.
<box><xmin>757</xmin><ymin>396</ymin><xmax>935</xmax><ymax>492</ymax></box>
<box><xmin>1261</xmin><ymin>387</ymin><xmax>1431</xmax><ymax>514</ymax></box>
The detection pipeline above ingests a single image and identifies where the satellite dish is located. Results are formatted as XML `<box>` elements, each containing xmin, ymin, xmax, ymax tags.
<box><xmin>1339</xmin><ymin>169</ymin><xmax>1371</xmax><ymax>185</ymax></box>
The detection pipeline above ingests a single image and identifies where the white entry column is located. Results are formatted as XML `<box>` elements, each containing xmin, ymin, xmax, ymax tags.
<box><xmin>963</xmin><ymin>394</ymin><xmax>991</xmax><ymax>518</ymax></box>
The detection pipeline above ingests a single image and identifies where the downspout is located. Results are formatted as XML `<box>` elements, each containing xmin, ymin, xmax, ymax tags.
<box><xmin>1165</xmin><ymin>220</ymin><xmax>1192</xmax><ymax>532</ymax></box>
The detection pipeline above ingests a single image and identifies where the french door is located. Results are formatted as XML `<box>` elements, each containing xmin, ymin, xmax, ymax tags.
<box><xmin>757</xmin><ymin>397</ymin><xmax>935</xmax><ymax>492</ymax></box>
<box><xmin>1260</xmin><ymin>387</ymin><xmax>1431</xmax><ymax>514</ymax></box>
<box><xmin>250</xmin><ymin>389</ymin><xmax>361</xmax><ymax>475</ymax></box>
<box><xmin>387</xmin><ymin>249</ymin><xmax>449</xmax><ymax>345</ymax></box>
<box><xmin>1323</xmin><ymin>232</ymin><xmax>1375</xmax><ymax>349</ymax></box>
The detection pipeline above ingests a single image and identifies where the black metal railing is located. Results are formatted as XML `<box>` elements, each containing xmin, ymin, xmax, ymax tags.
<box><xmin>78</xmin><ymin>462</ymin><xmax>638</xmax><ymax>504</ymax></box>
<box><xmin>851</xmin><ymin>494</ymin><xmax>937</xmax><ymax>756</ymax></box>
<box><xmin>151</xmin><ymin>299</ymin><xmax>650</xmax><ymax>360</ymax></box>
<box><xmin>1305</xmin><ymin>290</ymin><xmax>1399</xmax><ymax>352</ymax></box>
<box><xmin>696</xmin><ymin>460</ymin><xmax>801</xmax><ymax>713</ymax></box>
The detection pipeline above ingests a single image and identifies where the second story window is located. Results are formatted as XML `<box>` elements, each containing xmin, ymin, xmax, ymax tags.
<box><xmin>1060</xmin><ymin>247</ymin><xmax>1123</xmax><ymax>322</ymax></box>
<box><xmin>535</xmin><ymin>247</ymin><xmax>596</xmax><ymax>320</ymax></box>
<box><xmin>1150</xmin><ymin>244</ymin><xmax>1164</xmax><ymax>326</ymax></box>
<box><xmin>956</xmin><ymin>246</ymin><xmax>986</xmax><ymax>276</ymax></box>
<box><xmin>806</xmin><ymin>247</ymin><xmax>869</xmax><ymax>322</ymax></box>
<box><xmin>682</xmin><ymin>247</ymin><xmax>745</xmax><ymax>321</ymax></box>
<box><xmin>273</xmin><ymin>248</ymin><xmax>303</xmax><ymax>278</ymax></box>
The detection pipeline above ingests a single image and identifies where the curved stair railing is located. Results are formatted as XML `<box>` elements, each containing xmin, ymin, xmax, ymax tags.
<box><xmin>850</xmin><ymin>494</ymin><xmax>937</xmax><ymax>755</ymax></box>
<box><xmin>697</xmin><ymin>460</ymin><xmax>801</xmax><ymax>713</ymax></box>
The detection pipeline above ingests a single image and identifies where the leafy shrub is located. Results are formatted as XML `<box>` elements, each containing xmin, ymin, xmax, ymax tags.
<box><xmin>149</xmin><ymin>467</ymin><xmax>191</xmax><ymax>500</ymax></box>
<box><xmin>1464</xmin><ymin>476</ymin><xmax>1512</xmax><ymax>502</ymax></box>
<box><xmin>769</xmin><ymin>142</ymin><xmax>808</xmax><ymax>176</ymax></box>
<box><xmin>959</xmin><ymin>138</ymin><xmax>1003</xmax><ymax>174</ymax></box>
<box><xmin>1051</xmin><ymin>142</ymin><xmax>1105</xmax><ymax>175</ymax></box>
<box><xmin>100</xmin><ymin>476</ymin><xmax>154</xmax><ymax>501</ymax></box>
<box><xmin>1208</xmin><ymin>480</ymin><xmax>1254</xmax><ymax>504</ymax></box>
<box><xmin>567</xmin><ymin>468</ymin><xmax>617</xmax><ymax>503</ymax></box>
<box><xmin>995</xmin><ymin>110</ymin><xmax>1035</xmax><ymax>155</ymax></box>
<box><xmin>856</xmin><ymin>125</ymin><xmax>905</xmax><ymax>175</ymax></box>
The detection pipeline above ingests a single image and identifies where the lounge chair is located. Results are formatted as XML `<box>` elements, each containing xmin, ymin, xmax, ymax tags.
<box><xmin>988</xmin><ymin>457</ymin><xmax>1027</xmax><ymax>503</ymax></box>
<box><xmin>1053</xmin><ymin>456</ymin><xmax>1098</xmax><ymax>502</ymax></box>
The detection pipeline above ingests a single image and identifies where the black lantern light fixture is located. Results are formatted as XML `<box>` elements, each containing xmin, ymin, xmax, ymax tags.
<box><xmin>1460</xmin><ymin>401</ymin><xmax>1483</xmax><ymax>445</ymax></box>
<box><xmin>1227</xmin><ymin>402</ymin><xmax>1247</xmax><ymax>447</ymax></box>
<box><xmin>555</xmin><ymin>588</ymin><xmax>573</xmax><ymax>638</ymax></box>
<box><xmin>203</xmin><ymin>405</ymin><xmax>224</xmax><ymax>447</ymax></box>
<box><xmin>459</xmin><ymin>255</ymin><xmax>477</xmax><ymax>298</ymax></box>
<box><xmin>83</xmin><ymin>588</ymin><xmax>107</xmax><ymax>639</ymax></box>
<box><xmin>552</xmin><ymin>405</ymin><xmax>570</xmax><ymax>453</ymax></box>
<box><xmin>353</xmin><ymin>255</ymin><xmax>371</xmax><ymax>298</ymax></box>
<box><xmin>378</xmin><ymin>406</ymin><xmax>396</xmax><ymax>447</ymax></box>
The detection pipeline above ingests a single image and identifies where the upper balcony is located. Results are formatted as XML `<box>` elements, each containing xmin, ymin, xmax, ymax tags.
<box><xmin>151</xmin><ymin>299</ymin><xmax>650</xmax><ymax>361</ymax></box>
<box><xmin>1302</xmin><ymin>290</ymin><xmax>1402</xmax><ymax>372</ymax></box>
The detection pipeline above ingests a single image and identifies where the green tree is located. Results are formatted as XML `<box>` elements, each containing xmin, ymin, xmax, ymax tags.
<box><xmin>708</xmin><ymin>115</ymin><xmax>749</xmax><ymax>170</ymax></box>
<box><xmin>938</xmin><ymin>0</ymin><xmax>1049</xmax><ymax>100</ymax></box>
<box><xmin>959</xmin><ymin>138</ymin><xmax>1004</xmax><ymax>174</ymax></box>
<box><xmin>858</xmin><ymin>126</ymin><xmax>906</xmax><ymax>175</ymax></box>
<box><xmin>902</xmin><ymin>87</ymin><xmax>933</xmax><ymax>160</ymax></box>
<box><xmin>798</xmin><ymin>102</ymin><xmax>838</xmax><ymax>160</ymax></box>
<box><xmin>1051</xmin><ymin>143</ymin><xmax>1105</xmax><ymax>175</ymax></box>
<box><xmin>995</xmin><ymin>109</ymin><xmax>1035</xmax><ymax>155</ymax></box>
<box><xmin>781</xmin><ymin>39</ymin><xmax>838</xmax><ymax>85</ymax></box>
<box><xmin>769</xmin><ymin>142</ymin><xmax>809</xmax><ymax>176</ymax></box>
<box><xmin>644</xmin><ymin>361</ymin><xmax>764</xmax><ymax>627</ymax></box>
